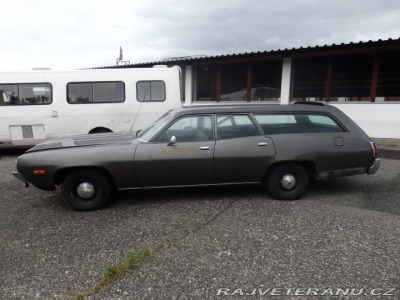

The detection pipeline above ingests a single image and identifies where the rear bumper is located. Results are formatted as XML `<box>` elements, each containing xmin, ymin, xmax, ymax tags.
<box><xmin>367</xmin><ymin>158</ymin><xmax>381</xmax><ymax>175</ymax></box>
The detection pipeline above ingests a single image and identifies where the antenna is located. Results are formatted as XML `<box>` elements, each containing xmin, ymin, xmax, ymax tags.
<box><xmin>116</xmin><ymin>47</ymin><xmax>130</xmax><ymax>66</ymax></box>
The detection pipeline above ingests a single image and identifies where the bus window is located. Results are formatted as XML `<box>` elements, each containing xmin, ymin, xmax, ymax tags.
<box><xmin>67</xmin><ymin>81</ymin><xmax>125</xmax><ymax>104</ymax></box>
<box><xmin>0</xmin><ymin>83</ymin><xmax>52</xmax><ymax>105</ymax></box>
<box><xmin>137</xmin><ymin>81</ymin><xmax>166</xmax><ymax>102</ymax></box>
<box><xmin>94</xmin><ymin>82</ymin><xmax>125</xmax><ymax>103</ymax></box>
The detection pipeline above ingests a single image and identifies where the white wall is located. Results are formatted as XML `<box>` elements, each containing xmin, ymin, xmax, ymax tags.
<box><xmin>331</xmin><ymin>103</ymin><xmax>400</xmax><ymax>139</ymax></box>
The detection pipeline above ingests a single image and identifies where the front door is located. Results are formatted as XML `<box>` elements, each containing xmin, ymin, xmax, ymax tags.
<box><xmin>134</xmin><ymin>115</ymin><xmax>215</xmax><ymax>187</ymax></box>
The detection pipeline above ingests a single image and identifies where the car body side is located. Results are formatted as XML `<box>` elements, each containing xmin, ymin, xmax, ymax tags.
<box><xmin>15</xmin><ymin>104</ymin><xmax>378</xmax><ymax>193</ymax></box>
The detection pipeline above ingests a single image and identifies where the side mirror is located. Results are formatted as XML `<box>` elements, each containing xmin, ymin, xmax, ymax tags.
<box><xmin>167</xmin><ymin>135</ymin><xmax>176</xmax><ymax>146</ymax></box>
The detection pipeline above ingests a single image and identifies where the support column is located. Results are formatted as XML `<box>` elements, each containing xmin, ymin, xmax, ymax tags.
<box><xmin>280</xmin><ymin>57</ymin><xmax>292</xmax><ymax>105</ymax></box>
<box><xmin>184</xmin><ymin>65</ymin><xmax>193</xmax><ymax>106</ymax></box>
<box><xmin>246</xmin><ymin>63</ymin><xmax>253</xmax><ymax>102</ymax></box>
<box><xmin>216</xmin><ymin>65</ymin><xmax>221</xmax><ymax>102</ymax></box>
<box><xmin>370</xmin><ymin>54</ymin><xmax>379</xmax><ymax>102</ymax></box>
<box><xmin>326</xmin><ymin>58</ymin><xmax>332</xmax><ymax>102</ymax></box>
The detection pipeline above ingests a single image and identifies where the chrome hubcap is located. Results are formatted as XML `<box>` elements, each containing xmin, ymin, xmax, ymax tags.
<box><xmin>281</xmin><ymin>174</ymin><xmax>296</xmax><ymax>190</ymax></box>
<box><xmin>76</xmin><ymin>182</ymin><xmax>95</xmax><ymax>199</ymax></box>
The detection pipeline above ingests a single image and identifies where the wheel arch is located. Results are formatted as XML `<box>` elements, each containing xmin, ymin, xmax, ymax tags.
<box><xmin>265</xmin><ymin>160</ymin><xmax>316</xmax><ymax>181</ymax></box>
<box><xmin>54</xmin><ymin>166</ymin><xmax>116</xmax><ymax>189</ymax></box>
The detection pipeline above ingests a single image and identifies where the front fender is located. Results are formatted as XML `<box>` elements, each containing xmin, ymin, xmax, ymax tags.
<box><xmin>16</xmin><ymin>142</ymin><xmax>138</xmax><ymax>191</ymax></box>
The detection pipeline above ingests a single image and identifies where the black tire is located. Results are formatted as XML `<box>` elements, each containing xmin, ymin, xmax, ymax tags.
<box><xmin>61</xmin><ymin>170</ymin><xmax>110</xmax><ymax>211</ymax></box>
<box><xmin>266</xmin><ymin>163</ymin><xmax>309</xmax><ymax>200</ymax></box>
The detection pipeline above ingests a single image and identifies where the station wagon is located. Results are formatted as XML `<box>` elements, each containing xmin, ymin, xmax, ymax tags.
<box><xmin>13</xmin><ymin>103</ymin><xmax>380</xmax><ymax>211</ymax></box>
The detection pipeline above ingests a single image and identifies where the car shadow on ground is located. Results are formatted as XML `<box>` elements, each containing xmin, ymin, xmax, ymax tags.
<box><xmin>25</xmin><ymin>177</ymin><xmax>398</xmax><ymax>217</ymax></box>
<box><xmin>109</xmin><ymin>184</ymin><xmax>265</xmax><ymax>206</ymax></box>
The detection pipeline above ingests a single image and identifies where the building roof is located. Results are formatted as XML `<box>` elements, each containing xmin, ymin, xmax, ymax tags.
<box><xmin>101</xmin><ymin>37</ymin><xmax>400</xmax><ymax>69</ymax></box>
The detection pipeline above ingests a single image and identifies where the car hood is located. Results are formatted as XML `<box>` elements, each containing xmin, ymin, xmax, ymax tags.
<box><xmin>26</xmin><ymin>133</ymin><xmax>137</xmax><ymax>153</ymax></box>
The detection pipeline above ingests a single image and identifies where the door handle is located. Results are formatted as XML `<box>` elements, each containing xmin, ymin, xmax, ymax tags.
<box><xmin>200</xmin><ymin>146</ymin><xmax>210</xmax><ymax>150</ymax></box>
<box><xmin>258</xmin><ymin>142</ymin><xmax>267</xmax><ymax>146</ymax></box>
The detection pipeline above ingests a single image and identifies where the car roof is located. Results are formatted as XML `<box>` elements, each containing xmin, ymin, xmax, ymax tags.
<box><xmin>172</xmin><ymin>103</ymin><xmax>338</xmax><ymax>116</ymax></box>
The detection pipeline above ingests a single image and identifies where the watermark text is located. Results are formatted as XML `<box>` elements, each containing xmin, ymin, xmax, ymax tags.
<box><xmin>216</xmin><ymin>287</ymin><xmax>397</xmax><ymax>297</ymax></box>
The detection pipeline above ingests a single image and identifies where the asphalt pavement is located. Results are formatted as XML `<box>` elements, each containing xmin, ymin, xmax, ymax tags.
<box><xmin>0</xmin><ymin>147</ymin><xmax>399</xmax><ymax>299</ymax></box>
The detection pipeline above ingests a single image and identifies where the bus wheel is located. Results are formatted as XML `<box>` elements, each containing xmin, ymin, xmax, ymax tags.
<box><xmin>61</xmin><ymin>170</ymin><xmax>110</xmax><ymax>211</ymax></box>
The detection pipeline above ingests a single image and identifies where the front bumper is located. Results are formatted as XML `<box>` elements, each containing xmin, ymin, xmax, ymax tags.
<box><xmin>367</xmin><ymin>158</ymin><xmax>381</xmax><ymax>175</ymax></box>
<box><xmin>12</xmin><ymin>172</ymin><xmax>29</xmax><ymax>187</ymax></box>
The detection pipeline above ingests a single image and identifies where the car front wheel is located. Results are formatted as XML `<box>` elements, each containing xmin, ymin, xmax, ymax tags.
<box><xmin>266</xmin><ymin>163</ymin><xmax>309</xmax><ymax>200</ymax></box>
<box><xmin>61</xmin><ymin>170</ymin><xmax>110</xmax><ymax>211</ymax></box>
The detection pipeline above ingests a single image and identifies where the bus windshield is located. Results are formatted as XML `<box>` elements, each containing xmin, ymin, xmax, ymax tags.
<box><xmin>138</xmin><ymin>112</ymin><xmax>173</xmax><ymax>142</ymax></box>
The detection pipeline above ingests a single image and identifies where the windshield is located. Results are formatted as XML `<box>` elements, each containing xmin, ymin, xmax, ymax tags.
<box><xmin>138</xmin><ymin>112</ymin><xmax>173</xmax><ymax>142</ymax></box>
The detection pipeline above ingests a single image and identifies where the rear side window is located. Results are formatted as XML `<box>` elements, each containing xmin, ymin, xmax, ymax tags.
<box><xmin>254</xmin><ymin>113</ymin><xmax>345</xmax><ymax>135</ymax></box>
<box><xmin>308</xmin><ymin>115</ymin><xmax>338</xmax><ymax>126</ymax></box>
<box><xmin>67</xmin><ymin>81</ymin><xmax>125</xmax><ymax>104</ymax></box>
<box><xmin>216</xmin><ymin>114</ymin><xmax>261</xmax><ymax>140</ymax></box>
<box><xmin>137</xmin><ymin>81</ymin><xmax>166</xmax><ymax>102</ymax></box>
<box><xmin>0</xmin><ymin>83</ymin><xmax>52</xmax><ymax>105</ymax></box>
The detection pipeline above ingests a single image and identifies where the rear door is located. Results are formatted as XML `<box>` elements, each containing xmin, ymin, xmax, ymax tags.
<box><xmin>214</xmin><ymin>114</ymin><xmax>275</xmax><ymax>183</ymax></box>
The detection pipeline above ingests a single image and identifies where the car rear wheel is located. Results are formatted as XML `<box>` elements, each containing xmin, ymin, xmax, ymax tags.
<box><xmin>61</xmin><ymin>170</ymin><xmax>110</xmax><ymax>211</ymax></box>
<box><xmin>266</xmin><ymin>163</ymin><xmax>309</xmax><ymax>200</ymax></box>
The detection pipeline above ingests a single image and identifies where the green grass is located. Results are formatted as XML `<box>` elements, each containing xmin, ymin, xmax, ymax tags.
<box><xmin>66</xmin><ymin>223</ymin><xmax>204</xmax><ymax>299</ymax></box>
<box><xmin>163</xmin><ymin>234</ymin><xmax>176</xmax><ymax>247</ymax></box>
<box><xmin>101</xmin><ymin>246</ymin><xmax>153</xmax><ymax>284</ymax></box>
<box><xmin>68</xmin><ymin>246</ymin><xmax>154</xmax><ymax>300</ymax></box>
<box><xmin>186</xmin><ymin>221</ymin><xmax>201</xmax><ymax>234</ymax></box>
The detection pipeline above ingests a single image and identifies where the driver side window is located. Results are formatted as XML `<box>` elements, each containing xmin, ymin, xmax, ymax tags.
<box><xmin>154</xmin><ymin>115</ymin><xmax>213</xmax><ymax>143</ymax></box>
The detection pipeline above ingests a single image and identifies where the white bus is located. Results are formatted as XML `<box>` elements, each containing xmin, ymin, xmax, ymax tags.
<box><xmin>0</xmin><ymin>66</ymin><xmax>182</xmax><ymax>145</ymax></box>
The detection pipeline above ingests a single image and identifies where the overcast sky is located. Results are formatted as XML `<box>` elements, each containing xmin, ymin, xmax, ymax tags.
<box><xmin>1</xmin><ymin>0</ymin><xmax>399</xmax><ymax>70</ymax></box>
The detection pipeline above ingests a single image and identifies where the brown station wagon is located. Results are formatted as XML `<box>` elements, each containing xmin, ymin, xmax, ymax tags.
<box><xmin>13</xmin><ymin>103</ymin><xmax>380</xmax><ymax>211</ymax></box>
